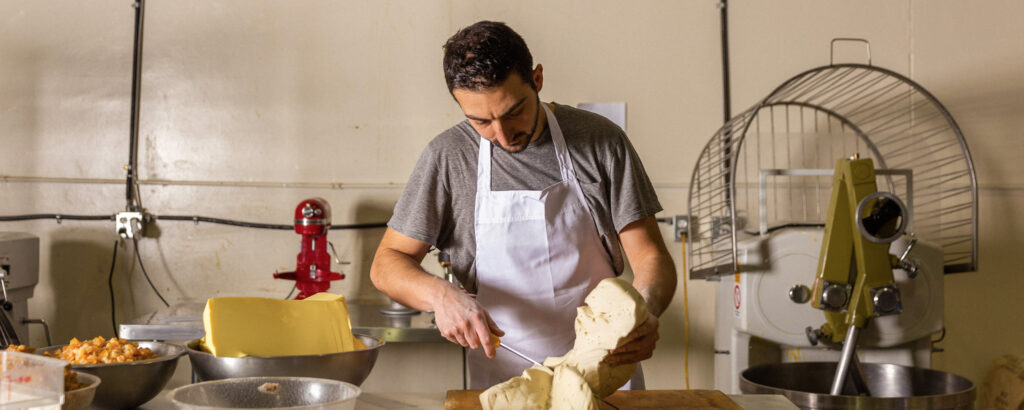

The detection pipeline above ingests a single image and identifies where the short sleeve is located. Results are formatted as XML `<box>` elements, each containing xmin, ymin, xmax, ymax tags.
<box><xmin>606</xmin><ymin>131</ymin><xmax>662</xmax><ymax>232</ymax></box>
<box><xmin>387</xmin><ymin>141</ymin><xmax>451</xmax><ymax>246</ymax></box>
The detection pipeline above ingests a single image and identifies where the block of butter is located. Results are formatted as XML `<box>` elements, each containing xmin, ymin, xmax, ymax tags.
<box><xmin>201</xmin><ymin>292</ymin><xmax>357</xmax><ymax>357</ymax></box>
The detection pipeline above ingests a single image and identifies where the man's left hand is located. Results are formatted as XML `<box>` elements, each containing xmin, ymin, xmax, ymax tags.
<box><xmin>604</xmin><ymin>312</ymin><xmax>659</xmax><ymax>365</ymax></box>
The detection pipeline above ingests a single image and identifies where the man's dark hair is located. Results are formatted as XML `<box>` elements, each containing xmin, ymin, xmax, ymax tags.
<box><xmin>442</xmin><ymin>21</ymin><xmax>535</xmax><ymax>94</ymax></box>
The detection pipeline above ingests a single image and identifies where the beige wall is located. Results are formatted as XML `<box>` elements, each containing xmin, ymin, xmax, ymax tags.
<box><xmin>1</xmin><ymin>0</ymin><xmax>1021</xmax><ymax>394</ymax></box>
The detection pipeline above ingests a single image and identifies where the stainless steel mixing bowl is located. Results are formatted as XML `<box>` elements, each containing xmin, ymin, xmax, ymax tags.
<box><xmin>169</xmin><ymin>376</ymin><xmax>360</xmax><ymax>410</ymax></box>
<box><xmin>740</xmin><ymin>362</ymin><xmax>976</xmax><ymax>409</ymax></box>
<box><xmin>39</xmin><ymin>341</ymin><xmax>185</xmax><ymax>410</ymax></box>
<box><xmin>185</xmin><ymin>334</ymin><xmax>383</xmax><ymax>386</ymax></box>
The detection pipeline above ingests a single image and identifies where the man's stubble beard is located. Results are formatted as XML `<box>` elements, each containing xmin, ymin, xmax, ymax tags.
<box><xmin>494</xmin><ymin>95</ymin><xmax>542</xmax><ymax>154</ymax></box>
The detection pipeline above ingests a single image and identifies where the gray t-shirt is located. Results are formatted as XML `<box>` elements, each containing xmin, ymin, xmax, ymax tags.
<box><xmin>388</xmin><ymin>102</ymin><xmax>661</xmax><ymax>292</ymax></box>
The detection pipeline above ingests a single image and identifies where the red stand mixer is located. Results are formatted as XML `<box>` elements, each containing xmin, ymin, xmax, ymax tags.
<box><xmin>273</xmin><ymin>198</ymin><xmax>345</xmax><ymax>299</ymax></box>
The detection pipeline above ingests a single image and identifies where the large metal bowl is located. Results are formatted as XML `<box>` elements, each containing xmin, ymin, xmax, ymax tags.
<box><xmin>169</xmin><ymin>376</ymin><xmax>360</xmax><ymax>410</ymax></box>
<box><xmin>185</xmin><ymin>334</ymin><xmax>383</xmax><ymax>386</ymax></box>
<box><xmin>40</xmin><ymin>341</ymin><xmax>185</xmax><ymax>410</ymax></box>
<box><xmin>740</xmin><ymin>362</ymin><xmax>976</xmax><ymax>409</ymax></box>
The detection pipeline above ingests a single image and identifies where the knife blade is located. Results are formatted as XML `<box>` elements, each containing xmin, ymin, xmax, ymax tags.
<box><xmin>490</xmin><ymin>334</ymin><xmax>542</xmax><ymax>367</ymax></box>
<box><xmin>499</xmin><ymin>342</ymin><xmax>543</xmax><ymax>367</ymax></box>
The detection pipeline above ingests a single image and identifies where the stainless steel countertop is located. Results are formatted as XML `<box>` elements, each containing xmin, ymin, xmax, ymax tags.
<box><xmin>139</xmin><ymin>390</ymin><xmax>797</xmax><ymax>409</ymax></box>
<box><xmin>119</xmin><ymin>301</ymin><xmax>446</xmax><ymax>343</ymax></box>
<box><xmin>139</xmin><ymin>390</ymin><xmax>444</xmax><ymax>410</ymax></box>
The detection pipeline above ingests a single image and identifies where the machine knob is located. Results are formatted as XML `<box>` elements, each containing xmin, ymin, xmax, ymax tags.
<box><xmin>900</xmin><ymin>259</ymin><xmax>920</xmax><ymax>278</ymax></box>
<box><xmin>871</xmin><ymin>286</ymin><xmax>902</xmax><ymax>315</ymax></box>
<box><xmin>805</xmin><ymin>326</ymin><xmax>823</xmax><ymax>346</ymax></box>
<box><xmin>302</xmin><ymin>204</ymin><xmax>316</xmax><ymax>218</ymax></box>
<box><xmin>821</xmin><ymin>283</ymin><xmax>849</xmax><ymax>311</ymax></box>
<box><xmin>789</xmin><ymin>284</ymin><xmax>811</xmax><ymax>304</ymax></box>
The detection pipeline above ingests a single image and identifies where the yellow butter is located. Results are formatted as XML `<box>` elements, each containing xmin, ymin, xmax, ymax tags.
<box><xmin>202</xmin><ymin>292</ymin><xmax>356</xmax><ymax>357</ymax></box>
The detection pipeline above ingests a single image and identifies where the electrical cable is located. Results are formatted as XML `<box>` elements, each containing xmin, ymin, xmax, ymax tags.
<box><xmin>155</xmin><ymin>215</ymin><xmax>386</xmax><ymax>230</ymax></box>
<box><xmin>107</xmin><ymin>240</ymin><xmax>119</xmax><ymax>338</ymax></box>
<box><xmin>329</xmin><ymin>222</ymin><xmax>388</xmax><ymax>230</ymax></box>
<box><xmin>0</xmin><ymin>213</ymin><xmax>386</xmax><ymax>230</ymax></box>
<box><xmin>155</xmin><ymin>215</ymin><xmax>292</xmax><ymax>230</ymax></box>
<box><xmin>720</xmin><ymin>0</ymin><xmax>731</xmax><ymax>123</ymax></box>
<box><xmin>132</xmin><ymin>237</ymin><xmax>169</xmax><ymax>308</ymax></box>
<box><xmin>132</xmin><ymin>177</ymin><xmax>145</xmax><ymax>211</ymax></box>
<box><xmin>283</xmin><ymin>284</ymin><xmax>296</xmax><ymax>300</ymax></box>
<box><xmin>126</xmin><ymin>0</ymin><xmax>145</xmax><ymax>213</ymax></box>
<box><xmin>742</xmin><ymin>222</ymin><xmax>825</xmax><ymax>236</ymax></box>
<box><xmin>681</xmin><ymin>234</ymin><xmax>690</xmax><ymax>390</ymax></box>
<box><xmin>0</xmin><ymin>214</ymin><xmax>111</xmax><ymax>222</ymax></box>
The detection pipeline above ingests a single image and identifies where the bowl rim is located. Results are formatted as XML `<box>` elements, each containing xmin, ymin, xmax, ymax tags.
<box><xmin>38</xmin><ymin>340</ymin><xmax>186</xmax><ymax>369</ymax></box>
<box><xmin>168</xmin><ymin>376</ymin><xmax>362</xmax><ymax>410</ymax></box>
<box><xmin>185</xmin><ymin>333</ymin><xmax>384</xmax><ymax>359</ymax></box>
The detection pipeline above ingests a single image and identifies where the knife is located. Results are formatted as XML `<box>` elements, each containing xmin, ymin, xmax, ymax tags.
<box><xmin>490</xmin><ymin>335</ymin><xmax>542</xmax><ymax>367</ymax></box>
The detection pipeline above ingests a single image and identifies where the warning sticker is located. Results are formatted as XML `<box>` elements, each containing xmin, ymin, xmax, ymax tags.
<box><xmin>733</xmin><ymin>284</ymin><xmax>741</xmax><ymax>310</ymax></box>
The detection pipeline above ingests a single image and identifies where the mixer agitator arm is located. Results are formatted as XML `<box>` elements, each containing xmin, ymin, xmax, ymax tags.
<box><xmin>810</xmin><ymin>157</ymin><xmax>905</xmax><ymax>340</ymax></box>
<box><xmin>808</xmin><ymin>156</ymin><xmax>912</xmax><ymax>395</ymax></box>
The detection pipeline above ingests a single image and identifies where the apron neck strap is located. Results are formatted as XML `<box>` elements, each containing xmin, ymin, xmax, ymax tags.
<box><xmin>542</xmin><ymin>103</ymin><xmax>574</xmax><ymax>182</ymax></box>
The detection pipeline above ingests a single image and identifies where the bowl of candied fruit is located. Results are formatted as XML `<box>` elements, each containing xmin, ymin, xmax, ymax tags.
<box><xmin>4</xmin><ymin>344</ymin><xmax>101</xmax><ymax>410</ymax></box>
<box><xmin>38</xmin><ymin>336</ymin><xmax>185</xmax><ymax>410</ymax></box>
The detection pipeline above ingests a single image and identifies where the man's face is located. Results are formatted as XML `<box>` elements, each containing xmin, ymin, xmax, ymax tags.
<box><xmin>453</xmin><ymin>72</ymin><xmax>542</xmax><ymax>153</ymax></box>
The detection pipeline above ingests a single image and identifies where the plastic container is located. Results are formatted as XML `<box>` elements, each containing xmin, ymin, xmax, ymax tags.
<box><xmin>169</xmin><ymin>377</ymin><xmax>360</xmax><ymax>410</ymax></box>
<box><xmin>0</xmin><ymin>351</ymin><xmax>66</xmax><ymax>410</ymax></box>
<box><xmin>61</xmin><ymin>372</ymin><xmax>100</xmax><ymax>410</ymax></box>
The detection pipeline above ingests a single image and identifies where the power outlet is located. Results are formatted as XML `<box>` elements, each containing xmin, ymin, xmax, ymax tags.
<box><xmin>673</xmin><ymin>215</ymin><xmax>691</xmax><ymax>242</ymax></box>
<box><xmin>116</xmin><ymin>212</ymin><xmax>145</xmax><ymax>239</ymax></box>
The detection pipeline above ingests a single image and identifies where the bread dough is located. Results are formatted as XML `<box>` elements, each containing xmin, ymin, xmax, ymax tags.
<box><xmin>574</xmin><ymin>277</ymin><xmax>649</xmax><ymax>351</ymax></box>
<box><xmin>480</xmin><ymin>278</ymin><xmax>649</xmax><ymax>408</ymax></box>
<box><xmin>544</xmin><ymin>348</ymin><xmax>637</xmax><ymax>399</ymax></box>
<box><xmin>550</xmin><ymin>365</ymin><xmax>599</xmax><ymax>410</ymax></box>
<box><xmin>547</xmin><ymin>277</ymin><xmax>647</xmax><ymax>398</ymax></box>
<box><xmin>480</xmin><ymin>365</ymin><xmax>554</xmax><ymax>410</ymax></box>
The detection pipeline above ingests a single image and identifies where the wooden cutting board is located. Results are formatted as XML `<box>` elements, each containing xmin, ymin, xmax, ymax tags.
<box><xmin>444</xmin><ymin>389</ymin><xmax>741</xmax><ymax>409</ymax></box>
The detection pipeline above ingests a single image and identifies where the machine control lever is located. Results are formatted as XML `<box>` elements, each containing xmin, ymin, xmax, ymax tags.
<box><xmin>327</xmin><ymin>242</ymin><xmax>350</xmax><ymax>266</ymax></box>
<box><xmin>892</xmin><ymin>237</ymin><xmax>919</xmax><ymax>278</ymax></box>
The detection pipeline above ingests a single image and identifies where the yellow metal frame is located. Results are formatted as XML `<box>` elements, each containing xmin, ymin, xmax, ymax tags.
<box><xmin>810</xmin><ymin>158</ymin><xmax>897</xmax><ymax>344</ymax></box>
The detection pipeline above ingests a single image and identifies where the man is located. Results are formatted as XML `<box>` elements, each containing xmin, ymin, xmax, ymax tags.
<box><xmin>370</xmin><ymin>21</ymin><xmax>676</xmax><ymax>389</ymax></box>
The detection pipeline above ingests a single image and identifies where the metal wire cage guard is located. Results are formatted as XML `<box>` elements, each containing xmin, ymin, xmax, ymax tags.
<box><xmin>687</xmin><ymin>41</ymin><xmax>977</xmax><ymax>279</ymax></box>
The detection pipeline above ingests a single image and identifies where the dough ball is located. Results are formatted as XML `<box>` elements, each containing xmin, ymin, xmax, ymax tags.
<box><xmin>480</xmin><ymin>365</ymin><xmax>554</xmax><ymax>410</ymax></box>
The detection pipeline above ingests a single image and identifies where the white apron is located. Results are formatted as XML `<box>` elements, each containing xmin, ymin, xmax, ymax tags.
<box><xmin>468</xmin><ymin>103</ymin><xmax>644</xmax><ymax>390</ymax></box>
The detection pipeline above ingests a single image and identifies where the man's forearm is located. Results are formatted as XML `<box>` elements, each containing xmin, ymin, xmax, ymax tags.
<box><xmin>370</xmin><ymin>247</ymin><xmax>449</xmax><ymax>312</ymax></box>
<box><xmin>631</xmin><ymin>251</ymin><xmax>677</xmax><ymax>317</ymax></box>
<box><xmin>618</xmin><ymin>216</ymin><xmax>678</xmax><ymax>317</ymax></box>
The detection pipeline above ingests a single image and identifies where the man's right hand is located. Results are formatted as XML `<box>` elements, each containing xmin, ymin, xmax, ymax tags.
<box><xmin>370</xmin><ymin>228</ymin><xmax>504</xmax><ymax>357</ymax></box>
<box><xmin>432</xmin><ymin>282</ymin><xmax>504</xmax><ymax>358</ymax></box>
